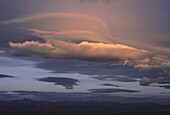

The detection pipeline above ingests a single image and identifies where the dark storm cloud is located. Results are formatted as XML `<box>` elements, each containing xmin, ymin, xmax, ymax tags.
<box><xmin>102</xmin><ymin>84</ymin><xmax>119</xmax><ymax>87</ymax></box>
<box><xmin>89</xmin><ymin>88</ymin><xmax>140</xmax><ymax>93</ymax></box>
<box><xmin>0</xmin><ymin>74</ymin><xmax>15</xmax><ymax>78</ymax></box>
<box><xmin>37</xmin><ymin>77</ymin><xmax>79</xmax><ymax>89</ymax></box>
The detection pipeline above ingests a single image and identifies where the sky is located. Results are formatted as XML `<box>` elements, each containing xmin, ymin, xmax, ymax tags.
<box><xmin>0</xmin><ymin>0</ymin><xmax>170</xmax><ymax>104</ymax></box>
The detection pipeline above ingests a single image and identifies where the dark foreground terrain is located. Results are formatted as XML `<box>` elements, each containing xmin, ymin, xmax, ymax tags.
<box><xmin>0</xmin><ymin>99</ymin><xmax>170</xmax><ymax>115</ymax></box>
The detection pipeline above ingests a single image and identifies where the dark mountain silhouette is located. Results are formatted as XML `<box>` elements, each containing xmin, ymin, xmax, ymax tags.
<box><xmin>0</xmin><ymin>99</ymin><xmax>170</xmax><ymax>115</ymax></box>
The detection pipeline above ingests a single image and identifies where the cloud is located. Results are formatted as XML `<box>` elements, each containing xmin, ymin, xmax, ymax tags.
<box><xmin>9</xmin><ymin>40</ymin><xmax>148</xmax><ymax>61</ymax></box>
<box><xmin>133</xmin><ymin>55</ymin><xmax>170</xmax><ymax>70</ymax></box>
<box><xmin>89</xmin><ymin>88</ymin><xmax>139</xmax><ymax>93</ymax></box>
<box><xmin>37</xmin><ymin>77</ymin><xmax>79</xmax><ymax>89</ymax></box>
<box><xmin>0</xmin><ymin>50</ymin><xmax>5</xmax><ymax>53</ymax></box>
<box><xmin>139</xmin><ymin>77</ymin><xmax>170</xmax><ymax>86</ymax></box>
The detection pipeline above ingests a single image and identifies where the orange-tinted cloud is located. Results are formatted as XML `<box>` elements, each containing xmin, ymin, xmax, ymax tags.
<box><xmin>140</xmin><ymin>77</ymin><xmax>170</xmax><ymax>86</ymax></box>
<box><xmin>9</xmin><ymin>40</ymin><xmax>148</xmax><ymax>61</ymax></box>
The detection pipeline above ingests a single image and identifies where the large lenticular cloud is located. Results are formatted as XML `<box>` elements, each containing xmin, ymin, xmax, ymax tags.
<box><xmin>0</xmin><ymin>13</ymin><xmax>116</xmax><ymax>43</ymax></box>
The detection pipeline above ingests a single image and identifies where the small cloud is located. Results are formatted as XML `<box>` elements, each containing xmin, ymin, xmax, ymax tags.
<box><xmin>0</xmin><ymin>50</ymin><xmax>5</xmax><ymax>54</ymax></box>
<box><xmin>139</xmin><ymin>77</ymin><xmax>170</xmax><ymax>86</ymax></box>
<box><xmin>89</xmin><ymin>88</ymin><xmax>139</xmax><ymax>93</ymax></box>
<box><xmin>37</xmin><ymin>77</ymin><xmax>79</xmax><ymax>89</ymax></box>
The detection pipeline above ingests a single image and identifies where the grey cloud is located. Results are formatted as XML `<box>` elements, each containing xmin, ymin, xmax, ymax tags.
<box><xmin>89</xmin><ymin>88</ymin><xmax>140</xmax><ymax>93</ymax></box>
<box><xmin>37</xmin><ymin>77</ymin><xmax>79</xmax><ymax>89</ymax></box>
